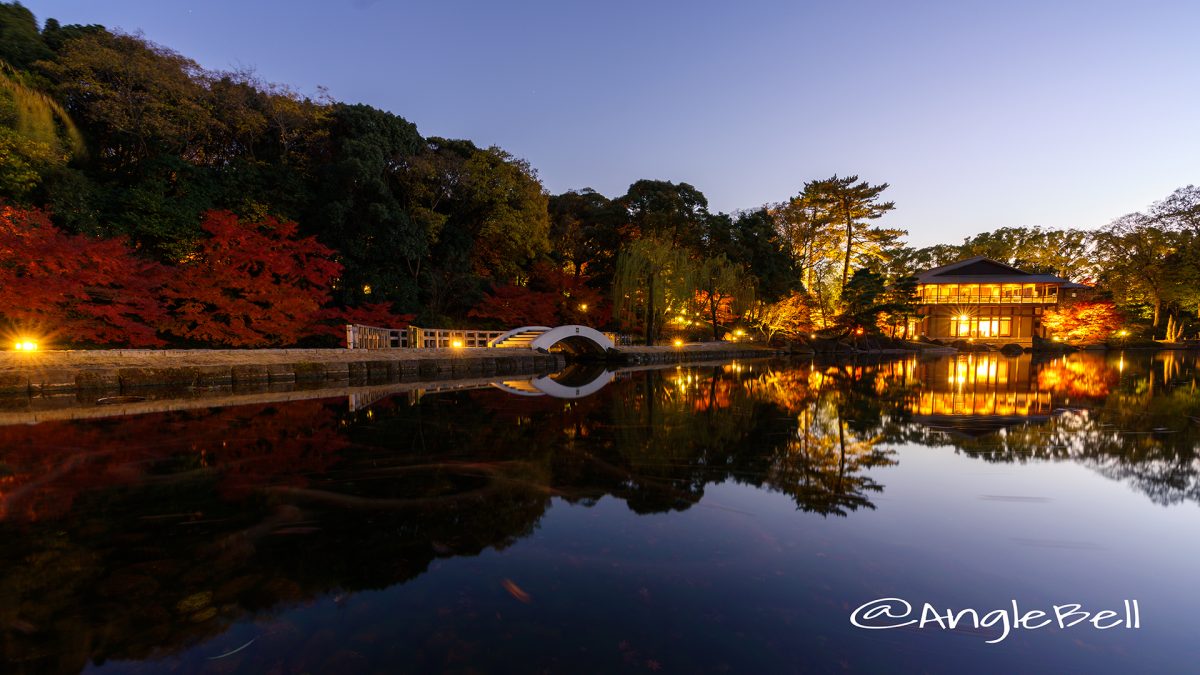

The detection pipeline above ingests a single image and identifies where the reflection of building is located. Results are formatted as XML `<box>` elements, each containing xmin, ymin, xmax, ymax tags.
<box><xmin>909</xmin><ymin>354</ymin><xmax>1052</xmax><ymax>435</ymax></box>
<box><xmin>914</xmin><ymin>256</ymin><xmax>1087</xmax><ymax>346</ymax></box>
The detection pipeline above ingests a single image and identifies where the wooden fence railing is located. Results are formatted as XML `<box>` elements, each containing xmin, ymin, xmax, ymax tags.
<box><xmin>346</xmin><ymin>324</ymin><xmax>505</xmax><ymax>350</ymax></box>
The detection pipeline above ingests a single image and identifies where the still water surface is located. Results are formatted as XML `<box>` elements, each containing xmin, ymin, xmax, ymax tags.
<box><xmin>2</xmin><ymin>352</ymin><xmax>1199</xmax><ymax>673</ymax></box>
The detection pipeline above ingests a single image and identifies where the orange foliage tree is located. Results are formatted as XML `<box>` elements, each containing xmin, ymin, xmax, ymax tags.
<box><xmin>1041</xmin><ymin>300</ymin><xmax>1125</xmax><ymax>342</ymax></box>
<box><xmin>0</xmin><ymin>205</ymin><xmax>166</xmax><ymax>346</ymax></box>
<box><xmin>160</xmin><ymin>211</ymin><xmax>342</xmax><ymax>346</ymax></box>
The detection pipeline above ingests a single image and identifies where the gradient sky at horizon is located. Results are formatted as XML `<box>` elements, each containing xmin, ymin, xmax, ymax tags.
<box><xmin>23</xmin><ymin>0</ymin><xmax>1200</xmax><ymax>246</ymax></box>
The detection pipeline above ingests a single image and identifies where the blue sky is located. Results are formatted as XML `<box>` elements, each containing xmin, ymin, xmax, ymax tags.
<box><xmin>24</xmin><ymin>0</ymin><xmax>1200</xmax><ymax>246</ymax></box>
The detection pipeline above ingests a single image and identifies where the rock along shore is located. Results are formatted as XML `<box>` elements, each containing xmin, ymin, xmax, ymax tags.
<box><xmin>0</xmin><ymin>343</ymin><xmax>784</xmax><ymax>396</ymax></box>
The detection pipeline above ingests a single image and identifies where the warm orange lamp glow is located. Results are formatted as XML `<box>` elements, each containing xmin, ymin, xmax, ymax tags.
<box><xmin>451</xmin><ymin>338</ymin><xmax>464</xmax><ymax>348</ymax></box>
<box><xmin>673</xmin><ymin>338</ymin><xmax>684</xmax><ymax>347</ymax></box>
<box><xmin>13</xmin><ymin>339</ymin><xmax>38</xmax><ymax>352</ymax></box>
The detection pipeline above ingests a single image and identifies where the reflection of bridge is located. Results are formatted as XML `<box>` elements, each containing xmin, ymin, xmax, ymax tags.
<box><xmin>347</xmin><ymin>324</ymin><xmax>615</xmax><ymax>355</ymax></box>
<box><xmin>491</xmin><ymin>364</ymin><xmax>615</xmax><ymax>399</ymax></box>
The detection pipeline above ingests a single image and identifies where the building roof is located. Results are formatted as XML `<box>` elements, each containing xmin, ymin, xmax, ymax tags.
<box><xmin>916</xmin><ymin>255</ymin><xmax>1081</xmax><ymax>285</ymax></box>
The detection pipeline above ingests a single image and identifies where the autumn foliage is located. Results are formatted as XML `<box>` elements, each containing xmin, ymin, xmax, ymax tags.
<box><xmin>1041</xmin><ymin>300</ymin><xmax>1125</xmax><ymax>342</ymax></box>
<box><xmin>0</xmin><ymin>205</ymin><xmax>166</xmax><ymax>346</ymax></box>
<box><xmin>468</xmin><ymin>262</ymin><xmax>608</xmax><ymax>327</ymax></box>
<box><xmin>0</xmin><ymin>206</ymin><xmax>402</xmax><ymax>348</ymax></box>
<box><xmin>160</xmin><ymin>211</ymin><xmax>343</xmax><ymax>346</ymax></box>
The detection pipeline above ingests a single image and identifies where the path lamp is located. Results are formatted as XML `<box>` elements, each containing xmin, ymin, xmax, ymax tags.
<box><xmin>12</xmin><ymin>339</ymin><xmax>38</xmax><ymax>352</ymax></box>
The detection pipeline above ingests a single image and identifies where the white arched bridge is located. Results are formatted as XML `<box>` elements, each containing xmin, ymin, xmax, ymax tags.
<box><xmin>487</xmin><ymin>325</ymin><xmax>614</xmax><ymax>355</ymax></box>
<box><xmin>346</xmin><ymin>323</ymin><xmax>615</xmax><ymax>356</ymax></box>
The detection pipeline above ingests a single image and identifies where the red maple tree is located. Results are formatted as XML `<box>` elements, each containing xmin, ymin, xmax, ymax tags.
<box><xmin>468</xmin><ymin>283</ymin><xmax>561</xmax><ymax>326</ymax></box>
<box><xmin>160</xmin><ymin>211</ymin><xmax>342</xmax><ymax>347</ymax></box>
<box><xmin>0</xmin><ymin>205</ymin><xmax>166</xmax><ymax>347</ymax></box>
<box><xmin>1041</xmin><ymin>300</ymin><xmax>1125</xmax><ymax>342</ymax></box>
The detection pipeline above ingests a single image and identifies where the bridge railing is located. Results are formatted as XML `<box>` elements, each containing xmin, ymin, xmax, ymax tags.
<box><xmin>346</xmin><ymin>324</ymin><xmax>408</xmax><ymax>349</ymax></box>
<box><xmin>345</xmin><ymin>324</ymin><xmax>506</xmax><ymax>350</ymax></box>
<box><xmin>407</xmin><ymin>326</ymin><xmax>505</xmax><ymax>349</ymax></box>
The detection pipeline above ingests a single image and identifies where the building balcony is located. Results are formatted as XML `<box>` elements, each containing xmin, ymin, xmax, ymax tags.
<box><xmin>918</xmin><ymin>295</ymin><xmax>1057</xmax><ymax>305</ymax></box>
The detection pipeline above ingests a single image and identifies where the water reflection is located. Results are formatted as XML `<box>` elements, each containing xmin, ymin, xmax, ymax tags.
<box><xmin>0</xmin><ymin>351</ymin><xmax>1197</xmax><ymax>672</ymax></box>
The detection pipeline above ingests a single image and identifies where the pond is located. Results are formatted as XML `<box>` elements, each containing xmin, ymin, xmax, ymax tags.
<box><xmin>1</xmin><ymin>351</ymin><xmax>1198</xmax><ymax>673</ymax></box>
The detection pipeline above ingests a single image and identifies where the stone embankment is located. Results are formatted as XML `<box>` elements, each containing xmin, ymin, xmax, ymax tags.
<box><xmin>0</xmin><ymin>348</ymin><xmax>566</xmax><ymax>396</ymax></box>
<box><xmin>0</xmin><ymin>343</ymin><xmax>787</xmax><ymax>396</ymax></box>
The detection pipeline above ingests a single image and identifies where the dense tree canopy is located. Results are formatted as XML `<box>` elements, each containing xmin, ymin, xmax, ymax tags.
<box><xmin>0</xmin><ymin>2</ymin><xmax>1195</xmax><ymax>346</ymax></box>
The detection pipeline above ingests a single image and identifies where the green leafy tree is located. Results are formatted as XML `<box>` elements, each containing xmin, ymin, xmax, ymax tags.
<box><xmin>707</xmin><ymin>208</ymin><xmax>800</xmax><ymax>302</ymax></box>
<box><xmin>0</xmin><ymin>60</ymin><xmax>84</xmax><ymax>200</ymax></box>
<box><xmin>0</xmin><ymin>2</ymin><xmax>52</xmax><ymax>68</ymax></box>
<box><xmin>548</xmin><ymin>188</ymin><xmax>623</xmax><ymax>285</ymax></box>
<box><xmin>307</xmin><ymin>103</ymin><xmax>424</xmax><ymax>307</ymax></box>
<box><xmin>38</xmin><ymin>30</ymin><xmax>215</xmax><ymax>170</ymax></box>
<box><xmin>694</xmin><ymin>254</ymin><xmax>755</xmax><ymax>340</ymax></box>
<box><xmin>796</xmin><ymin>175</ymin><xmax>901</xmax><ymax>288</ymax></box>
<box><xmin>1094</xmin><ymin>213</ymin><xmax>1181</xmax><ymax>328</ymax></box>
<box><xmin>837</xmin><ymin>268</ymin><xmax>888</xmax><ymax>334</ymax></box>
<box><xmin>613</xmin><ymin>237</ymin><xmax>695</xmax><ymax>344</ymax></box>
<box><xmin>618</xmin><ymin>179</ymin><xmax>710</xmax><ymax>250</ymax></box>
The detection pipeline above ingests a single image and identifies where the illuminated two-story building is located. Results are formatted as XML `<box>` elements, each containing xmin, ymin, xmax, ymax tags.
<box><xmin>913</xmin><ymin>256</ymin><xmax>1087</xmax><ymax>346</ymax></box>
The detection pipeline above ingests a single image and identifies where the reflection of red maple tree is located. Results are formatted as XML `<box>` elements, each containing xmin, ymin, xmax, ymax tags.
<box><xmin>0</xmin><ymin>206</ymin><xmax>167</xmax><ymax>346</ymax></box>
<box><xmin>1042</xmin><ymin>301</ymin><xmax>1124</xmax><ymax>342</ymax></box>
<box><xmin>0</xmin><ymin>400</ymin><xmax>348</xmax><ymax>521</ymax></box>
<box><xmin>1036</xmin><ymin>359</ymin><xmax>1117</xmax><ymax>398</ymax></box>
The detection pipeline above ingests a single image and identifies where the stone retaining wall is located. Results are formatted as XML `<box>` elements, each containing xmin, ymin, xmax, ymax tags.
<box><xmin>0</xmin><ymin>349</ymin><xmax>567</xmax><ymax>396</ymax></box>
<box><xmin>0</xmin><ymin>344</ymin><xmax>792</xmax><ymax>396</ymax></box>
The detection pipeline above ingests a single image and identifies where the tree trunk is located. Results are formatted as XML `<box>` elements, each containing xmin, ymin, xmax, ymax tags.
<box><xmin>841</xmin><ymin>199</ymin><xmax>853</xmax><ymax>289</ymax></box>
<box><xmin>1153</xmin><ymin>296</ymin><xmax>1162</xmax><ymax>328</ymax></box>
<box><xmin>645</xmin><ymin>272</ymin><xmax>655</xmax><ymax>345</ymax></box>
<box><xmin>710</xmin><ymin>294</ymin><xmax>719</xmax><ymax>340</ymax></box>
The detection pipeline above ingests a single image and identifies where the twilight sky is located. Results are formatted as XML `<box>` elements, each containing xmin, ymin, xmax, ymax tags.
<box><xmin>24</xmin><ymin>0</ymin><xmax>1200</xmax><ymax>246</ymax></box>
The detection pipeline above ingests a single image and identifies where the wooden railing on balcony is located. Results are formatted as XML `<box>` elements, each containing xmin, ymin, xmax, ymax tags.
<box><xmin>918</xmin><ymin>295</ymin><xmax>1057</xmax><ymax>305</ymax></box>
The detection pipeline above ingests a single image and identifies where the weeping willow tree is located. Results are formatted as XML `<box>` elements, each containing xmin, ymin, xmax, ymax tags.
<box><xmin>613</xmin><ymin>237</ymin><xmax>696</xmax><ymax>344</ymax></box>
<box><xmin>0</xmin><ymin>60</ymin><xmax>84</xmax><ymax>199</ymax></box>
<box><xmin>695</xmin><ymin>254</ymin><xmax>755</xmax><ymax>340</ymax></box>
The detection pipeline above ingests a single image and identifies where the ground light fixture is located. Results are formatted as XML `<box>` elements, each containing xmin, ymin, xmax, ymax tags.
<box><xmin>673</xmin><ymin>338</ymin><xmax>684</xmax><ymax>347</ymax></box>
<box><xmin>451</xmin><ymin>338</ymin><xmax>464</xmax><ymax>348</ymax></box>
<box><xmin>13</xmin><ymin>339</ymin><xmax>39</xmax><ymax>351</ymax></box>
